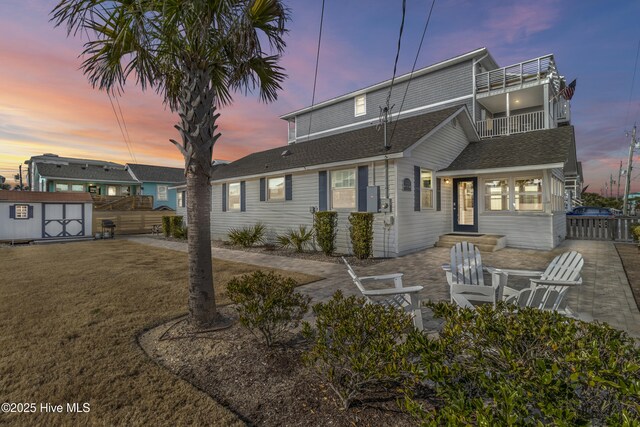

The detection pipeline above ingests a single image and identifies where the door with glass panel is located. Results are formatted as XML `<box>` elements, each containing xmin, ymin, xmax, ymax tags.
<box><xmin>452</xmin><ymin>178</ymin><xmax>478</xmax><ymax>232</ymax></box>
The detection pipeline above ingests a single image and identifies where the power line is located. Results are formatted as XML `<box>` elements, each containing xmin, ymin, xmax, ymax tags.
<box><xmin>305</xmin><ymin>0</ymin><xmax>326</xmax><ymax>141</ymax></box>
<box><xmin>107</xmin><ymin>91</ymin><xmax>137</xmax><ymax>164</ymax></box>
<box><xmin>625</xmin><ymin>37</ymin><xmax>640</xmax><ymax>129</ymax></box>
<box><xmin>384</xmin><ymin>0</ymin><xmax>407</xmax><ymax>110</ymax></box>
<box><xmin>389</xmin><ymin>0</ymin><xmax>436</xmax><ymax>145</ymax></box>
<box><xmin>114</xmin><ymin>94</ymin><xmax>137</xmax><ymax>163</ymax></box>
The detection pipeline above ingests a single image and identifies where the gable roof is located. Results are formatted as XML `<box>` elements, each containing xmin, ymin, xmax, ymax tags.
<box><xmin>440</xmin><ymin>126</ymin><xmax>575</xmax><ymax>174</ymax></box>
<box><xmin>0</xmin><ymin>191</ymin><xmax>93</xmax><ymax>203</ymax></box>
<box><xmin>212</xmin><ymin>106</ymin><xmax>470</xmax><ymax>181</ymax></box>
<box><xmin>126</xmin><ymin>163</ymin><xmax>185</xmax><ymax>183</ymax></box>
<box><xmin>36</xmin><ymin>162</ymin><xmax>138</xmax><ymax>183</ymax></box>
<box><xmin>28</xmin><ymin>154</ymin><xmax>123</xmax><ymax>168</ymax></box>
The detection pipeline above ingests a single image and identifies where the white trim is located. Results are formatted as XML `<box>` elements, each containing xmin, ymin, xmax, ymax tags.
<box><xmin>157</xmin><ymin>185</ymin><xmax>168</xmax><ymax>201</ymax></box>
<box><xmin>437</xmin><ymin>163</ymin><xmax>565</xmax><ymax>177</ymax></box>
<box><xmin>267</xmin><ymin>176</ymin><xmax>286</xmax><ymax>201</ymax></box>
<box><xmin>280</xmin><ymin>48</ymin><xmax>488</xmax><ymax>119</ymax></box>
<box><xmin>39</xmin><ymin>175</ymin><xmax>138</xmax><ymax>184</ymax></box>
<box><xmin>330</xmin><ymin>167</ymin><xmax>357</xmax><ymax>210</ymax></box>
<box><xmin>294</xmin><ymin>95</ymin><xmax>474</xmax><ymax>142</ymax></box>
<box><xmin>354</xmin><ymin>94</ymin><xmax>366</xmax><ymax>117</ymax></box>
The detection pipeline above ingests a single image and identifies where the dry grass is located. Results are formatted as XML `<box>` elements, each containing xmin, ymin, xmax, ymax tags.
<box><xmin>0</xmin><ymin>240</ymin><xmax>320</xmax><ymax>426</ymax></box>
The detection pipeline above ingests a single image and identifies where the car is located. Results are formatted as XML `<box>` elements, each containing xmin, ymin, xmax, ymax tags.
<box><xmin>566</xmin><ymin>206</ymin><xmax>617</xmax><ymax>216</ymax></box>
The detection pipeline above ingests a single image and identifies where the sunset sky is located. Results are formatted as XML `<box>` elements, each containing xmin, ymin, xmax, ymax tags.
<box><xmin>1</xmin><ymin>1</ymin><xmax>640</xmax><ymax>193</ymax></box>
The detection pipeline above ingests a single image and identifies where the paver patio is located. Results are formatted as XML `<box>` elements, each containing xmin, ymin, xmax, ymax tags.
<box><xmin>128</xmin><ymin>237</ymin><xmax>640</xmax><ymax>338</ymax></box>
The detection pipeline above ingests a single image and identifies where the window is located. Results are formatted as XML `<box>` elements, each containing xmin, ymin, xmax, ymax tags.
<box><xmin>551</xmin><ymin>176</ymin><xmax>564</xmax><ymax>212</ymax></box>
<box><xmin>421</xmin><ymin>170</ymin><xmax>434</xmax><ymax>209</ymax></box>
<box><xmin>268</xmin><ymin>177</ymin><xmax>285</xmax><ymax>201</ymax></box>
<box><xmin>515</xmin><ymin>178</ymin><xmax>543</xmax><ymax>211</ymax></box>
<box><xmin>107</xmin><ymin>186</ymin><xmax>117</xmax><ymax>196</ymax></box>
<box><xmin>177</xmin><ymin>191</ymin><xmax>184</xmax><ymax>208</ymax></box>
<box><xmin>288</xmin><ymin>118</ymin><xmax>296</xmax><ymax>142</ymax></box>
<box><xmin>15</xmin><ymin>204</ymin><xmax>28</xmax><ymax>219</ymax></box>
<box><xmin>484</xmin><ymin>179</ymin><xmax>509</xmax><ymax>211</ymax></box>
<box><xmin>354</xmin><ymin>95</ymin><xmax>366</xmax><ymax>117</ymax></box>
<box><xmin>55</xmin><ymin>183</ymin><xmax>69</xmax><ymax>192</ymax></box>
<box><xmin>331</xmin><ymin>169</ymin><xmax>356</xmax><ymax>209</ymax></box>
<box><xmin>71</xmin><ymin>184</ymin><xmax>84</xmax><ymax>192</ymax></box>
<box><xmin>157</xmin><ymin>185</ymin><xmax>168</xmax><ymax>201</ymax></box>
<box><xmin>228</xmin><ymin>182</ymin><xmax>241</xmax><ymax>211</ymax></box>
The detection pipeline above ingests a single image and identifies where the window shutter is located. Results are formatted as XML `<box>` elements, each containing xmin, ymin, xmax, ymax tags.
<box><xmin>318</xmin><ymin>171</ymin><xmax>327</xmax><ymax>211</ymax></box>
<box><xmin>357</xmin><ymin>165</ymin><xmax>368</xmax><ymax>212</ymax></box>
<box><xmin>181</xmin><ymin>191</ymin><xmax>186</xmax><ymax>207</ymax></box>
<box><xmin>222</xmin><ymin>183</ymin><xmax>227</xmax><ymax>212</ymax></box>
<box><xmin>414</xmin><ymin>166</ymin><xmax>421</xmax><ymax>211</ymax></box>
<box><xmin>240</xmin><ymin>181</ymin><xmax>246</xmax><ymax>212</ymax></box>
<box><xmin>285</xmin><ymin>174</ymin><xmax>293</xmax><ymax>201</ymax></box>
<box><xmin>259</xmin><ymin>178</ymin><xmax>266</xmax><ymax>201</ymax></box>
<box><xmin>436</xmin><ymin>178</ymin><xmax>442</xmax><ymax>211</ymax></box>
<box><xmin>28</xmin><ymin>205</ymin><xmax>34</xmax><ymax>218</ymax></box>
<box><xmin>9</xmin><ymin>205</ymin><xmax>15</xmax><ymax>219</ymax></box>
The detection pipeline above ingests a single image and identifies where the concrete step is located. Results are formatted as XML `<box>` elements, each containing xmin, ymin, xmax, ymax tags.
<box><xmin>436</xmin><ymin>233</ymin><xmax>507</xmax><ymax>252</ymax></box>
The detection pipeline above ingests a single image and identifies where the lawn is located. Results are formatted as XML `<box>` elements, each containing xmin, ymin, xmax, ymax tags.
<box><xmin>0</xmin><ymin>240</ymin><xmax>320</xmax><ymax>426</ymax></box>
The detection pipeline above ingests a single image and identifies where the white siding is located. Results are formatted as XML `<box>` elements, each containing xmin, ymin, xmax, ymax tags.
<box><xmin>479</xmin><ymin>213</ymin><xmax>554</xmax><ymax>250</ymax></box>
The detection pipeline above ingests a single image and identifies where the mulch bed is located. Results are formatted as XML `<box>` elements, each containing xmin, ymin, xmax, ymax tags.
<box><xmin>139</xmin><ymin>308</ymin><xmax>416</xmax><ymax>427</ymax></box>
<box><xmin>615</xmin><ymin>243</ymin><xmax>640</xmax><ymax>311</ymax></box>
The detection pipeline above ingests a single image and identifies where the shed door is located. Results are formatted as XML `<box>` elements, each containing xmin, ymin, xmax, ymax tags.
<box><xmin>43</xmin><ymin>203</ymin><xmax>85</xmax><ymax>238</ymax></box>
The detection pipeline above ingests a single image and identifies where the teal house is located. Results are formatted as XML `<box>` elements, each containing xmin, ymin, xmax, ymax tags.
<box><xmin>126</xmin><ymin>163</ymin><xmax>185</xmax><ymax>209</ymax></box>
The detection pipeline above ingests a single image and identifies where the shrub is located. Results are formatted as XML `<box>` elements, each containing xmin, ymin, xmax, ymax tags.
<box><xmin>227</xmin><ymin>223</ymin><xmax>266</xmax><ymax>247</ymax></box>
<box><xmin>161</xmin><ymin>216</ymin><xmax>171</xmax><ymax>237</ymax></box>
<box><xmin>348</xmin><ymin>212</ymin><xmax>374</xmax><ymax>259</ymax></box>
<box><xmin>314</xmin><ymin>211</ymin><xmax>338</xmax><ymax>255</ymax></box>
<box><xmin>276</xmin><ymin>225</ymin><xmax>314</xmax><ymax>252</ymax></box>
<box><xmin>401</xmin><ymin>302</ymin><xmax>640</xmax><ymax>425</ymax></box>
<box><xmin>303</xmin><ymin>291</ymin><xmax>414</xmax><ymax>410</ymax></box>
<box><xmin>170</xmin><ymin>216</ymin><xmax>184</xmax><ymax>238</ymax></box>
<box><xmin>227</xmin><ymin>271</ymin><xmax>310</xmax><ymax>347</ymax></box>
<box><xmin>631</xmin><ymin>224</ymin><xmax>640</xmax><ymax>242</ymax></box>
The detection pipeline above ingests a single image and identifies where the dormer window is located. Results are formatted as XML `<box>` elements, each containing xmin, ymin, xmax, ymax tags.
<box><xmin>354</xmin><ymin>95</ymin><xmax>366</xmax><ymax>117</ymax></box>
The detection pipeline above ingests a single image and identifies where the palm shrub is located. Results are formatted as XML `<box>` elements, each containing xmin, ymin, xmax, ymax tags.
<box><xmin>276</xmin><ymin>225</ymin><xmax>314</xmax><ymax>252</ymax></box>
<box><xmin>170</xmin><ymin>216</ymin><xmax>184</xmax><ymax>238</ymax></box>
<box><xmin>303</xmin><ymin>291</ymin><xmax>414</xmax><ymax>410</ymax></box>
<box><xmin>227</xmin><ymin>271</ymin><xmax>310</xmax><ymax>347</ymax></box>
<box><xmin>314</xmin><ymin>211</ymin><xmax>338</xmax><ymax>255</ymax></box>
<box><xmin>227</xmin><ymin>223</ymin><xmax>266</xmax><ymax>247</ymax></box>
<box><xmin>348</xmin><ymin>212</ymin><xmax>374</xmax><ymax>259</ymax></box>
<box><xmin>161</xmin><ymin>216</ymin><xmax>172</xmax><ymax>237</ymax></box>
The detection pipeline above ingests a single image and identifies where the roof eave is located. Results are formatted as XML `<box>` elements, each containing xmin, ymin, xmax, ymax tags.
<box><xmin>438</xmin><ymin>162</ymin><xmax>566</xmax><ymax>177</ymax></box>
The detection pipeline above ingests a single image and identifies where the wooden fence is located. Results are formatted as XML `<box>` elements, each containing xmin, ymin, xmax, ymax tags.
<box><xmin>566</xmin><ymin>216</ymin><xmax>640</xmax><ymax>242</ymax></box>
<box><xmin>92</xmin><ymin>211</ymin><xmax>176</xmax><ymax>235</ymax></box>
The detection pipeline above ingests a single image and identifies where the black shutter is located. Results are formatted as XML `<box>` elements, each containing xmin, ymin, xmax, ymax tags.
<box><xmin>414</xmin><ymin>166</ymin><xmax>421</xmax><ymax>211</ymax></box>
<box><xmin>240</xmin><ymin>181</ymin><xmax>246</xmax><ymax>212</ymax></box>
<box><xmin>436</xmin><ymin>178</ymin><xmax>442</xmax><ymax>211</ymax></box>
<box><xmin>285</xmin><ymin>174</ymin><xmax>293</xmax><ymax>201</ymax></box>
<box><xmin>357</xmin><ymin>165</ymin><xmax>368</xmax><ymax>212</ymax></box>
<box><xmin>259</xmin><ymin>178</ymin><xmax>266</xmax><ymax>201</ymax></box>
<box><xmin>9</xmin><ymin>205</ymin><xmax>15</xmax><ymax>219</ymax></box>
<box><xmin>181</xmin><ymin>191</ymin><xmax>186</xmax><ymax>207</ymax></box>
<box><xmin>222</xmin><ymin>183</ymin><xmax>227</xmax><ymax>212</ymax></box>
<box><xmin>28</xmin><ymin>205</ymin><xmax>34</xmax><ymax>218</ymax></box>
<box><xmin>318</xmin><ymin>171</ymin><xmax>327</xmax><ymax>211</ymax></box>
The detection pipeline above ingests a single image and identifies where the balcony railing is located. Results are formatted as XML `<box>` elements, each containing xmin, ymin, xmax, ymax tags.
<box><xmin>476</xmin><ymin>111</ymin><xmax>546</xmax><ymax>138</ymax></box>
<box><xmin>475</xmin><ymin>54</ymin><xmax>558</xmax><ymax>94</ymax></box>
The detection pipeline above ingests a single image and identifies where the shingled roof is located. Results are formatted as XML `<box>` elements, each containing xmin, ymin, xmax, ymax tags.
<box><xmin>0</xmin><ymin>191</ymin><xmax>93</xmax><ymax>203</ymax></box>
<box><xmin>37</xmin><ymin>162</ymin><xmax>138</xmax><ymax>183</ymax></box>
<box><xmin>213</xmin><ymin>106</ymin><xmax>467</xmax><ymax>181</ymax></box>
<box><xmin>126</xmin><ymin>163</ymin><xmax>185</xmax><ymax>183</ymax></box>
<box><xmin>440</xmin><ymin>126</ymin><xmax>575</xmax><ymax>173</ymax></box>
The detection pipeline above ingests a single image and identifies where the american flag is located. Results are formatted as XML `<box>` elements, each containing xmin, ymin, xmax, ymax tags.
<box><xmin>560</xmin><ymin>79</ymin><xmax>577</xmax><ymax>100</ymax></box>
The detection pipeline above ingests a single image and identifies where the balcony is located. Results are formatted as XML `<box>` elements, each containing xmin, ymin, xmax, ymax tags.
<box><xmin>475</xmin><ymin>54</ymin><xmax>559</xmax><ymax>97</ymax></box>
<box><xmin>476</xmin><ymin>111</ymin><xmax>547</xmax><ymax>138</ymax></box>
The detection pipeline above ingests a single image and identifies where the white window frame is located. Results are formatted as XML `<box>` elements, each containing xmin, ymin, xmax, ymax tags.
<box><xmin>421</xmin><ymin>169</ymin><xmax>434</xmax><ymax>210</ymax></box>
<box><xmin>177</xmin><ymin>191</ymin><xmax>184</xmax><ymax>208</ymax></box>
<box><xmin>288</xmin><ymin>118</ymin><xmax>296</xmax><ymax>143</ymax></box>
<box><xmin>228</xmin><ymin>182</ymin><xmax>241</xmax><ymax>211</ymax></box>
<box><xmin>15</xmin><ymin>204</ymin><xmax>29</xmax><ymax>219</ymax></box>
<box><xmin>267</xmin><ymin>176</ymin><xmax>285</xmax><ymax>201</ymax></box>
<box><xmin>354</xmin><ymin>94</ymin><xmax>366</xmax><ymax>117</ymax></box>
<box><xmin>157</xmin><ymin>185</ymin><xmax>168</xmax><ymax>201</ymax></box>
<box><xmin>55</xmin><ymin>183</ymin><xmax>69</xmax><ymax>192</ymax></box>
<box><xmin>330</xmin><ymin>168</ymin><xmax>357</xmax><ymax>210</ymax></box>
<box><xmin>107</xmin><ymin>185</ymin><xmax>117</xmax><ymax>196</ymax></box>
<box><xmin>71</xmin><ymin>184</ymin><xmax>84</xmax><ymax>192</ymax></box>
<box><xmin>514</xmin><ymin>176</ymin><xmax>543</xmax><ymax>212</ymax></box>
<box><xmin>483</xmin><ymin>178</ymin><xmax>510</xmax><ymax>212</ymax></box>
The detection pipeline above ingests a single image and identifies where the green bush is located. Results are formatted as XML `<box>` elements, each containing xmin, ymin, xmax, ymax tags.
<box><xmin>303</xmin><ymin>291</ymin><xmax>414</xmax><ymax>410</ymax></box>
<box><xmin>314</xmin><ymin>211</ymin><xmax>338</xmax><ymax>256</ymax></box>
<box><xmin>161</xmin><ymin>216</ymin><xmax>171</xmax><ymax>237</ymax></box>
<box><xmin>170</xmin><ymin>216</ymin><xmax>184</xmax><ymax>238</ymax></box>
<box><xmin>276</xmin><ymin>225</ymin><xmax>314</xmax><ymax>252</ymax></box>
<box><xmin>227</xmin><ymin>271</ymin><xmax>310</xmax><ymax>347</ymax></box>
<box><xmin>630</xmin><ymin>224</ymin><xmax>640</xmax><ymax>242</ymax></box>
<box><xmin>348</xmin><ymin>212</ymin><xmax>374</xmax><ymax>259</ymax></box>
<box><xmin>401</xmin><ymin>302</ymin><xmax>640</xmax><ymax>425</ymax></box>
<box><xmin>227</xmin><ymin>223</ymin><xmax>266</xmax><ymax>247</ymax></box>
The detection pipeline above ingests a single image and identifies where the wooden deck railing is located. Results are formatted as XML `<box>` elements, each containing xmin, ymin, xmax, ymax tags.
<box><xmin>566</xmin><ymin>216</ymin><xmax>640</xmax><ymax>242</ymax></box>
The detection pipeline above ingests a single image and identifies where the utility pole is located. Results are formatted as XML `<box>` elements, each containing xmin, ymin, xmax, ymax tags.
<box><xmin>618</xmin><ymin>161</ymin><xmax>623</xmax><ymax>199</ymax></box>
<box><xmin>18</xmin><ymin>164</ymin><xmax>23</xmax><ymax>190</ymax></box>
<box><xmin>610</xmin><ymin>174</ymin><xmax>615</xmax><ymax>198</ymax></box>
<box><xmin>623</xmin><ymin>125</ymin><xmax>637</xmax><ymax>215</ymax></box>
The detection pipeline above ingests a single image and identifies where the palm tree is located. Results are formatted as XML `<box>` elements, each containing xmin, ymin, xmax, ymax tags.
<box><xmin>52</xmin><ymin>0</ymin><xmax>289</xmax><ymax>328</ymax></box>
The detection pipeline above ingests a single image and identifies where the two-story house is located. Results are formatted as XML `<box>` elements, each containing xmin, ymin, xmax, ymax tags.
<box><xmin>210</xmin><ymin>47</ymin><xmax>580</xmax><ymax>255</ymax></box>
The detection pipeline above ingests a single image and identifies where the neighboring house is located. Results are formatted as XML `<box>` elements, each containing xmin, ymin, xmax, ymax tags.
<box><xmin>172</xmin><ymin>183</ymin><xmax>187</xmax><ymax>223</ymax></box>
<box><xmin>0</xmin><ymin>191</ymin><xmax>93</xmax><ymax>242</ymax></box>
<box><xmin>210</xmin><ymin>47</ymin><xmax>580</xmax><ymax>255</ymax></box>
<box><xmin>126</xmin><ymin>163</ymin><xmax>185</xmax><ymax>209</ymax></box>
<box><xmin>26</xmin><ymin>154</ymin><xmax>140</xmax><ymax>196</ymax></box>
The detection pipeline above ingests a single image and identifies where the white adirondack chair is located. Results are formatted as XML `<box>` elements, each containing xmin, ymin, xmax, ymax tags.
<box><xmin>500</xmin><ymin>251</ymin><xmax>583</xmax><ymax>316</ymax></box>
<box><xmin>341</xmin><ymin>257</ymin><xmax>424</xmax><ymax>330</ymax></box>
<box><xmin>442</xmin><ymin>241</ymin><xmax>508</xmax><ymax>307</ymax></box>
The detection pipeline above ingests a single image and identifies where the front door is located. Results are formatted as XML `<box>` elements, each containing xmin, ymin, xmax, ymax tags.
<box><xmin>453</xmin><ymin>178</ymin><xmax>478</xmax><ymax>232</ymax></box>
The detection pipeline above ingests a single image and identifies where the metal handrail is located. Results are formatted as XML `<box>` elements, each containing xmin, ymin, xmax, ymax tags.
<box><xmin>476</xmin><ymin>54</ymin><xmax>556</xmax><ymax>93</ymax></box>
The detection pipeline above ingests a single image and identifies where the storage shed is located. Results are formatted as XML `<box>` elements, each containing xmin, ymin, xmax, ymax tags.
<box><xmin>0</xmin><ymin>191</ymin><xmax>93</xmax><ymax>242</ymax></box>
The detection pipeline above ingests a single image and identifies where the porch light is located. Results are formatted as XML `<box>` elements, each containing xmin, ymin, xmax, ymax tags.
<box><xmin>444</xmin><ymin>178</ymin><xmax>450</xmax><ymax>184</ymax></box>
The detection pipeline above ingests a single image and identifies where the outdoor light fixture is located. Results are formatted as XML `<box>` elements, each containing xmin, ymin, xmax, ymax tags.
<box><xmin>444</xmin><ymin>178</ymin><xmax>450</xmax><ymax>184</ymax></box>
